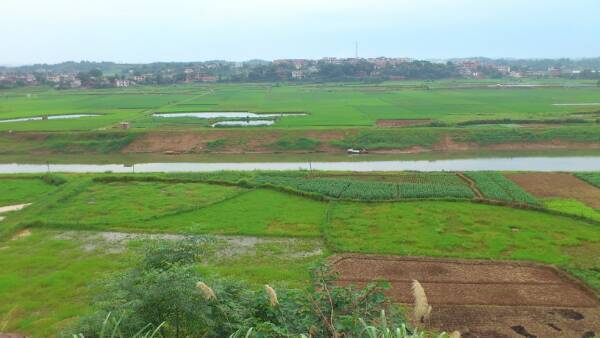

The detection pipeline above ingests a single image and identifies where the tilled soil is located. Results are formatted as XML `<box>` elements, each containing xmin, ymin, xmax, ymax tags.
<box><xmin>506</xmin><ymin>172</ymin><xmax>600</xmax><ymax>208</ymax></box>
<box><xmin>331</xmin><ymin>254</ymin><xmax>600</xmax><ymax>337</ymax></box>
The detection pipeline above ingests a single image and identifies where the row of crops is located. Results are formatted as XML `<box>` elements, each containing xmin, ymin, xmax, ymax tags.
<box><xmin>315</xmin><ymin>172</ymin><xmax>468</xmax><ymax>186</ymax></box>
<box><xmin>253</xmin><ymin>175</ymin><xmax>475</xmax><ymax>201</ymax></box>
<box><xmin>575</xmin><ymin>173</ymin><xmax>600</xmax><ymax>188</ymax></box>
<box><xmin>102</xmin><ymin>171</ymin><xmax>540</xmax><ymax>205</ymax></box>
<box><xmin>465</xmin><ymin>172</ymin><xmax>540</xmax><ymax>205</ymax></box>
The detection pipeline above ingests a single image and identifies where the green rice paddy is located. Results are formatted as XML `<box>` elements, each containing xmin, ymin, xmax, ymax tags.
<box><xmin>1</xmin><ymin>81</ymin><xmax>599</xmax><ymax>132</ymax></box>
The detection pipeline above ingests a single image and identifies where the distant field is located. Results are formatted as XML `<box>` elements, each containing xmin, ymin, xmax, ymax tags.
<box><xmin>1</xmin><ymin>80</ymin><xmax>600</xmax><ymax>132</ymax></box>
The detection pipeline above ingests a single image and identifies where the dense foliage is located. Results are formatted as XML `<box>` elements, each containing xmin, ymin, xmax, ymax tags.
<box><xmin>71</xmin><ymin>239</ymin><xmax>410</xmax><ymax>338</ymax></box>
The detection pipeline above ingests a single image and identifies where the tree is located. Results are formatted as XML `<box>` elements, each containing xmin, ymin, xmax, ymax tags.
<box><xmin>76</xmin><ymin>71</ymin><xmax>90</xmax><ymax>83</ymax></box>
<box><xmin>88</xmin><ymin>68</ymin><xmax>103</xmax><ymax>78</ymax></box>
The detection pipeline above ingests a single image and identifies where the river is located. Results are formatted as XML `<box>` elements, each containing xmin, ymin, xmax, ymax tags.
<box><xmin>1</xmin><ymin>156</ymin><xmax>599</xmax><ymax>173</ymax></box>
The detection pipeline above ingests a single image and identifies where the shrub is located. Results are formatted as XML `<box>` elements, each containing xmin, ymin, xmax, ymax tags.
<box><xmin>41</xmin><ymin>174</ymin><xmax>67</xmax><ymax>186</ymax></box>
<box><xmin>70</xmin><ymin>240</ymin><xmax>408</xmax><ymax>337</ymax></box>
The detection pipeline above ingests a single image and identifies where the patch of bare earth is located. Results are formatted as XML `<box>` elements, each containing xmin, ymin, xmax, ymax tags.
<box><xmin>123</xmin><ymin>132</ymin><xmax>221</xmax><ymax>153</ymax></box>
<box><xmin>0</xmin><ymin>203</ymin><xmax>31</xmax><ymax>214</ymax></box>
<box><xmin>11</xmin><ymin>229</ymin><xmax>31</xmax><ymax>240</ymax></box>
<box><xmin>123</xmin><ymin>130</ymin><xmax>600</xmax><ymax>155</ymax></box>
<box><xmin>331</xmin><ymin>254</ymin><xmax>600</xmax><ymax>338</ymax></box>
<box><xmin>506</xmin><ymin>173</ymin><xmax>600</xmax><ymax>208</ymax></box>
<box><xmin>123</xmin><ymin>130</ymin><xmax>354</xmax><ymax>154</ymax></box>
<box><xmin>376</xmin><ymin>119</ymin><xmax>433</xmax><ymax>127</ymax></box>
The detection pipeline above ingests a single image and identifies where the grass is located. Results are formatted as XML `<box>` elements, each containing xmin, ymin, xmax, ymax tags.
<box><xmin>325</xmin><ymin>200</ymin><xmax>600</xmax><ymax>288</ymax></box>
<box><xmin>2</xmin><ymin>81</ymin><xmax>600</xmax><ymax>158</ymax></box>
<box><xmin>0</xmin><ymin>177</ymin><xmax>59</xmax><ymax>205</ymax></box>
<box><xmin>543</xmin><ymin>198</ymin><xmax>600</xmax><ymax>222</ymax></box>
<box><xmin>199</xmin><ymin>236</ymin><xmax>325</xmax><ymax>287</ymax></box>
<box><xmin>142</xmin><ymin>189</ymin><xmax>328</xmax><ymax>237</ymax></box>
<box><xmin>0</xmin><ymin>228</ymin><xmax>324</xmax><ymax>336</ymax></box>
<box><xmin>2</xmin><ymin>81</ymin><xmax>600</xmax><ymax>132</ymax></box>
<box><xmin>0</xmin><ymin>229</ymin><xmax>136</xmax><ymax>337</ymax></box>
<box><xmin>2</xmin><ymin>171</ymin><xmax>600</xmax><ymax>335</ymax></box>
<box><xmin>40</xmin><ymin>180</ymin><xmax>244</xmax><ymax>225</ymax></box>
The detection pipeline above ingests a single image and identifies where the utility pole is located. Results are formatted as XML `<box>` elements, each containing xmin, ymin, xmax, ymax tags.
<box><xmin>355</xmin><ymin>41</ymin><xmax>358</xmax><ymax>58</ymax></box>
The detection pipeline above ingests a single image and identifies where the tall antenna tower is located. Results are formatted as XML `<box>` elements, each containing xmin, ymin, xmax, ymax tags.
<box><xmin>355</xmin><ymin>41</ymin><xmax>358</xmax><ymax>58</ymax></box>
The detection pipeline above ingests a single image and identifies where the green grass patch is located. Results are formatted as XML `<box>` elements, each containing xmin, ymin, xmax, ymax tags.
<box><xmin>0</xmin><ymin>229</ymin><xmax>136</xmax><ymax>336</ymax></box>
<box><xmin>39</xmin><ymin>180</ymin><xmax>245</xmax><ymax>226</ymax></box>
<box><xmin>325</xmin><ymin>200</ymin><xmax>600</xmax><ymax>290</ymax></box>
<box><xmin>0</xmin><ymin>228</ymin><xmax>324</xmax><ymax>336</ymax></box>
<box><xmin>0</xmin><ymin>177</ymin><xmax>60</xmax><ymax>205</ymax></box>
<box><xmin>543</xmin><ymin>198</ymin><xmax>600</xmax><ymax>222</ymax></box>
<box><xmin>142</xmin><ymin>189</ymin><xmax>328</xmax><ymax>237</ymax></box>
<box><xmin>333</xmin><ymin>129</ymin><xmax>442</xmax><ymax>150</ymax></box>
<box><xmin>272</xmin><ymin>137</ymin><xmax>321</xmax><ymax>151</ymax></box>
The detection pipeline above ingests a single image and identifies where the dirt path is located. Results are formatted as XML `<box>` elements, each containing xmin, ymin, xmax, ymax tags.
<box><xmin>331</xmin><ymin>254</ymin><xmax>600</xmax><ymax>337</ymax></box>
<box><xmin>457</xmin><ymin>173</ymin><xmax>483</xmax><ymax>199</ymax></box>
<box><xmin>0</xmin><ymin>203</ymin><xmax>31</xmax><ymax>214</ymax></box>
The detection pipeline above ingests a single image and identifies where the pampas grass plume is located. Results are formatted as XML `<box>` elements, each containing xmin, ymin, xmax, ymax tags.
<box><xmin>196</xmin><ymin>281</ymin><xmax>216</xmax><ymax>300</ymax></box>
<box><xmin>264</xmin><ymin>284</ymin><xmax>279</xmax><ymax>307</ymax></box>
<box><xmin>412</xmin><ymin>280</ymin><xmax>432</xmax><ymax>324</ymax></box>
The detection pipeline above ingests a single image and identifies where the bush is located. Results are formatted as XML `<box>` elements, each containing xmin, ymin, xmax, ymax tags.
<box><xmin>70</xmin><ymin>239</ymin><xmax>408</xmax><ymax>337</ymax></box>
<box><xmin>273</xmin><ymin>137</ymin><xmax>321</xmax><ymax>151</ymax></box>
<box><xmin>41</xmin><ymin>174</ymin><xmax>67</xmax><ymax>186</ymax></box>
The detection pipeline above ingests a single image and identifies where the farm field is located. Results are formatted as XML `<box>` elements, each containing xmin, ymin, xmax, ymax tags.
<box><xmin>0</xmin><ymin>170</ymin><xmax>599</xmax><ymax>336</ymax></box>
<box><xmin>1</xmin><ymin>80</ymin><xmax>600</xmax><ymax>160</ymax></box>
<box><xmin>1</xmin><ymin>81</ymin><xmax>600</xmax><ymax>131</ymax></box>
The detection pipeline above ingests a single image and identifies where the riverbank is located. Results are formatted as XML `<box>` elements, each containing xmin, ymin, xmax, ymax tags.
<box><xmin>3</xmin><ymin>125</ymin><xmax>600</xmax><ymax>161</ymax></box>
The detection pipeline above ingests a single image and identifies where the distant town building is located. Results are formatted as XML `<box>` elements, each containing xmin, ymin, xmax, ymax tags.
<box><xmin>46</xmin><ymin>75</ymin><xmax>61</xmax><ymax>83</ymax></box>
<box><xmin>548</xmin><ymin>67</ymin><xmax>562</xmax><ymax>77</ymax></box>
<box><xmin>495</xmin><ymin>65</ymin><xmax>511</xmax><ymax>74</ymax></box>
<box><xmin>291</xmin><ymin>70</ymin><xmax>304</xmax><ymax>79</ymax></box>
<box><xmin>197</xmin><ymin>75</ymin><xmax>217</xmax><ymax>82</ymax></box>
<box><xmin>114</xmin><ymin>79</ymin><xmax>131</xmax><ymax>87</ymax></box>
<box><xmin>70</xmin><ymin>79</ymin><xmax>82</xmax><ymax>88</ymax></box>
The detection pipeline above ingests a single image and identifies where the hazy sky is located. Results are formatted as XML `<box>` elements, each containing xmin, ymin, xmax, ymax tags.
<box><xmin>2</xmin><ymin>0</ymin><xmax>599</xmax><ymax>65</ymax></box>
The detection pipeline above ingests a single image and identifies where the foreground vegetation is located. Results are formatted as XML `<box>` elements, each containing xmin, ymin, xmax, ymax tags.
<box><xmin>0</xmin><ymin>170</ymin><xmax>599</xmax><ymax>335</ymax></box>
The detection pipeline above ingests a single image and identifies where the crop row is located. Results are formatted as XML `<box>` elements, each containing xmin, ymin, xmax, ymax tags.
<box><xmin>316</xmin><ymin>172</ymin><xmax>467</xmax><ymax>186</ymax></box>
<box><xmin>575</xmin><ymin>173</ymin><xmax>600</xmax><ymax>189</ymax></box>
<box><xmin>465</xmin><ymin>172</ymin><xmax>540</xmax><ymax>205</ymax></box>
<box><xmin>253</xmin><ymin>176</ymin><xmax>474</xmax><ymax>201</ymax></box>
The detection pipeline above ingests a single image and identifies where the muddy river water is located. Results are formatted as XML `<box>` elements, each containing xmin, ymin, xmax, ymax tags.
<box><xmin>1</xmin><ymin>156</ymin><xmax>600</xmax><ymax>173</ymax></box>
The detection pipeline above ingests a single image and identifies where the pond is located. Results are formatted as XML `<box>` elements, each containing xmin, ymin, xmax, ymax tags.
<box><xmin>153</xmin><ymin>112</ymin><xmax>306</xmax><ymax>119</ymax></box>
<box><xmin>1</xmin><ymin>156</ymin><xmax>600</xmax><ymax>173</ymax></box>
<box><xmin>211</xmin><ymin>120</ymin><xmax>275</xmax><ymax>127</ymax></box>
<box><xmin>0</xmin><ymin>114</ymin><xmax>100</xmax><ymax>123</ymax></box>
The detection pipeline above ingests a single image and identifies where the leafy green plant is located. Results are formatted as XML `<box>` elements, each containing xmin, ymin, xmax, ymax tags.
<box><xmin>360</xmin><ymin>310</ymin><xmax>458</xmax><ymax>338</ymax></box>
<box><xmin>72</xmin><ymin>239</ymin><xmax>408</xmax><ymax>337</ymax></box>
<box><xmin>71</xmin><ymin>312</ymin><xmax>164</xmax><ymax>338</ymax></box>
<box><xmin>41</xmin><ymin>174</ymin><xmax>67</xmax><ymax>185</ymax></box>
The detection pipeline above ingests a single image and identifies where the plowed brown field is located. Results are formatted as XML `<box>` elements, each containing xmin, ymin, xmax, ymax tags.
<box><xmin>506</xmin><ymin>173</ymin><xmax>600</xmax><ymax>208</ymax></box>
<box><xmin>331</xmin><ymin>255</ymin><xmax>600</xmax><ymax>337</ymax></box>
